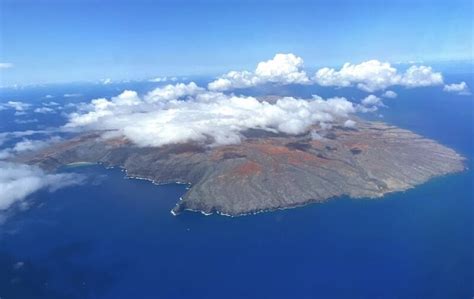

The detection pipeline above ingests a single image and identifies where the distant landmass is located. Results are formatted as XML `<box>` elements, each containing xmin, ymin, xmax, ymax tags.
<box><xmin>17</xmin><ymin>120</ymin><xmax>465</xmax><ymax>216</ymax></box>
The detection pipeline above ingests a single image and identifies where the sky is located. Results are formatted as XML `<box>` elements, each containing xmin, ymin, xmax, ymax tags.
<box><xmin>0</xmin><ymin>0</ymin><xmax>472</xmax><ymax>86</ymax></box>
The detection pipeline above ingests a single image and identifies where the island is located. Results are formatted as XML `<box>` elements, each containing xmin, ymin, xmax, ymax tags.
<box><xmin>16</xmin><ymin>120</ymin><xmax>465</xmax><ymax>216</ymax></box>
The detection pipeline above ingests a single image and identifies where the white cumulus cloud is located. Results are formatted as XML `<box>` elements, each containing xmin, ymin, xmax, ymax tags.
<box><xmin>382</xmin><ymin>90</ymin><xmax>397</xmax><ymax>98</ymax></box>
<box><xmin>315</xmin><ymin>60</ymin><xmax>400</xmax><ymax>92</ymax></box>
<box><xmin>145</xmin><ymin>82</ymin><xmax>204</xmax><ymax>102</ymax></box>
<box><xmin>314</xmin><ymin>60</ymin><xmax>443</xmax><ymax>92</ymax></box>
<box><xmin>361</xmin><ymin>95</ymin><xmax>384</xmax><ymax>107</ymax></box>
<box><xmin>208</xmin><ymin>53</ymin><xmax>310</xmax><ymax>91</ymax></box>
<box><xmin>355</xmin><ymin>95</ymin><xmax>386</xmax><ymax>113</ymax></box>
<box><xmin>399</xmin><ymin>65</ymin><xmax>443</xmax><ymax>87</ymax></box>
<box><xmin>443</xmin><ymin>81</ymin><xmax>471</xmax><ymax>95</ymax></box>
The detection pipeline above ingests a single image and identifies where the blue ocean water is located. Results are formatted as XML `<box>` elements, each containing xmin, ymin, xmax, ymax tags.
<box><xmin>0</xmin><ymin>71</ymin><xmax>473</xmax><ymax>298</ymax></box>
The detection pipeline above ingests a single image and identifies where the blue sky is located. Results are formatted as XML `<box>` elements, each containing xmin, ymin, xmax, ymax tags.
<box><xmin>0</xmin><ymin>0</ymin><xmax>472</xmax><ymax>86</ymax></box>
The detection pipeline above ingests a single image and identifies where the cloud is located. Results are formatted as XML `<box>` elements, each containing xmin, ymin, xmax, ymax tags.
<box><xmin>64</xmin><ymin>93</ymin><xmax>82</xmax><ymax>98</ymax></box>
<box><xmin>314</xmin><ymin>60</ymin><xmax>443</xmax><ymax>92</ymax></box>
<box><xmin>343</xmin><ymin>119</ymin><xmax>356</xmax><ymax>128</ymax></box>
<box><xmin>315</xmin><ymin>60</ymin><xmax>399</xmax><ymax>92</ymax></box>
<box><xmin>208</xmin><ymin>54</ymin><xmax>445</xmax><ymax>93</ymax></box>
<box><xmin>149</xmin><ymin>76</ymin><xmax>180</xmax><ymax>83</ymax></box>
<box><xmin>0</xmin><ymin>129</ymin><xmax>56</xmax><ymax>148</ymax></box>
<box><xmin>34</xmin><ymin>107</ymin><xmax>55</xmax><ymax>114</ymax></box>
<box><xmin>0</xmin><ymin>101</ymin><xmax>31</xmax><ymax>112</ymax></box>
<box><xmin>149</xmin><ymin>77</ymin><xmax>166</xmax><ymax>83</ymax></box>
<box><xmin>0</xmin><ymin>137</ymin><xmax>62</xmax><ymax>160</ymax></box>
<box><xmin>399</xmin><ymin>65</ymin><xmax>443</xmax><ymax>87</ymax></box>
<box><xmin>13</xmin><ymin>137</ymin><xmax>61</xmax><ymax>152</ymax></box>
<box><xmin>14</xmin><ymin>118</ymin><xmax>38</xmax><ymax>124</ymax></box>
<box><xmin>0</xmin><ymin>162</ymin><xmax>83</xmax><ymax>211</ymax></box>
<box><xmin>101</xmin><ymin>78</ymin><xmax>112</xmax><ymax>85</ymax></box>
<box><xmin>0</xmin><ymin>131</ymin><xmax>38</xmax><ymax>146</ymax></box>
<box><xmin>361</xmin><ymin>95</ymin><xmax>384</xmax><ymax>107</ymax></box>
<box><xmin>149</xmin><ymin>76</ymin><xmax>168</xmax><ymax>83</ymax></box>
<box><xmin>33</xmin><ymin>101</ymin><xmax>63</xmax><ymax>114</ymax></box>
<box><xmin>443</xmin><ymin>81</ymin><xmax>471</xmax><ymax>95</ymax></box>
<box><xmin>0</xmin><ymin>62</ymin><xmax>13</xmax><ymax>69</ymax></box>
<box><xmin>39</xmin><ymin>101</ymin><xmax>61</xmax><ymax>112</ymax></box>
<box><xmin>65</xmin><ymin>82</ymin><xmax>357</xmax><ymax>147</ymax></box>
<box><xmin>43</xmin><ymin>101</ymin><xmax>60</xmax><ymax>106</ymax></box>
<box><xmin>382</xmin><ymin>90</ymin><xmax>397</xmax><ymax>98</ymax></box>
<box><xmin>355</xmin><ymin>95</ymin><xmax>385</xmax><ymax>113</ymax></box>
<box><xmin>208</xmin><ymin>53</ymin><xmax>310</xmax><ymax>91</ymax></box>
<box><xmin>145</xmin><ymin>82</ymin><xmax>204</xmax><ymax>102</ymax></box>
<box><xmin>0</xmin><ymin>151</ymin><xmax>12</xmax><ymax>160</ymax></box>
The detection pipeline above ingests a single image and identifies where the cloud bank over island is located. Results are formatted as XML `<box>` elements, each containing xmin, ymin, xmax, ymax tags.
<box><xmin>65</xmin><ymin>83</ymin><xmax>356</xmax><ymax>147</ymax></box>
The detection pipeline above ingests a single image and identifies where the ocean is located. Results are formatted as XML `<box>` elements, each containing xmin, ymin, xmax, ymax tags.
<box><xmin>0</xmin><ymin>70</ymin><xmax>472</xmax><ymax>298</ymax></box>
